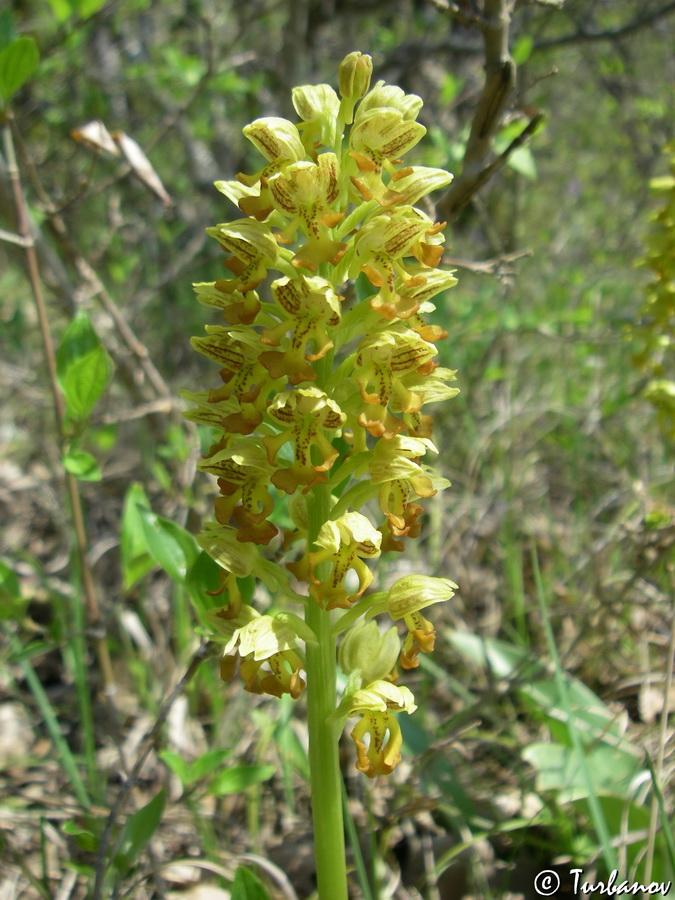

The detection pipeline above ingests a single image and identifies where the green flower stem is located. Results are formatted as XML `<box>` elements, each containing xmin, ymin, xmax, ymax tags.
<box><xmin>305</xmin><ymin>481</ymin><xmax>349</xmax><ymax>900</ymax></box>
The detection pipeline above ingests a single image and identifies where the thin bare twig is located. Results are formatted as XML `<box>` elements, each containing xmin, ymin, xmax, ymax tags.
<box><xmin>533</xmin><ymin>1</ymin><xmax>675</xmax><ymax>50</ymax></box>
<box><xmin>2</xmin><ymin>112</ymin><xmax>115</xmax><ymax>693</ymax></box>
<box><xmin>9</xmin><ymin>117</ymin><xmax>172</xmax><ymax>402</ymax></box>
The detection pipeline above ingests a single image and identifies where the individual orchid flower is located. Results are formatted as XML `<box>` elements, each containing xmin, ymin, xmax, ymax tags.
<box><xmin>385</xmin><ymin>574</ymin><xmax>457</xmax><ymax>668</ymax></box>
<box><xmin>259</xmin><ymin>275</ymin><xmax>342</xmax><ymax>384</ymax></box>
<box><xmin>206</xmin><ymin>218</ymin><xmax>279</xmax><ymax>293</ymax></box>
<box><xmin>355</xmin><ymin>329</ymin><xmax>438</xmax><ymax>417</ymax></box>
<box><xmin>368</xmin><ymin>434</ymin><xmax>447</xmax><ymax>534</ymax></box>
<box><xmin>237</xmin><ymin>117</ymin><xmax>307</xmax><ymax>219</ymax></box>
<box><xmin>264</xmin><ymin>387</ymin><xmax>346</xmax><ymax>493</ymax></box>
<box><xmin>215</xmin><ymin>606</ymin><xmax>307</xmax><ymax>699</ymax></box>
<box><xmin>292</xmin><ymin>83</ymin><xmax>342</xmax><ymax>152</ymax></box>
<box><xmin>308</xmin><ymin>511</ymin><xmax>382</xmax><ymax>609</ymax></box>
<box><xmin>193</xmin><ymin>281</ymin><xmax>262</xmax><ymax>326</ymax></box>
<box><xmin>369</xmin><ymin>265</ymin><xmax>458</xmax><ymax>321</ymax></box>
<box><xmin>190</xmin><ymin>326</ymin><xmax>280</xmax><ymax>434</ymax></box>
<box><xmin>196</xmin><ymin>522</ymin><xmax>287</xmax><ymax>617</ymax></box>
<box><xmin>268</xmin><ymin>153</ymin><xmax>347</xmax><ymax>271</ymax></box>
<box><xmin>198</xmin><ymin>438</ymin><xmax>278</xmax><ymax>545</ymax></box>
<box><xmin>336</xmin><ymin>679</ymin><xmax>417</xmax><ymax>777</ymax></box>
<box><xmin>350</xmin><ymin>210</ymin><xmax>439</xmax><ymax>293</ymax></box>
<box><xmin>379</xmin><ymin>165</ymin><xmax>454</xmax><ymax>208</ymax></box>
<box><xmin>356</xmin><ymin>80</ymin><xmax>424</xmax><ymax>122</ymax></box>
<box><xmin>349</xmin><ymin>107</ymin><xmax>425</xmax><ymax>178</ymax></box>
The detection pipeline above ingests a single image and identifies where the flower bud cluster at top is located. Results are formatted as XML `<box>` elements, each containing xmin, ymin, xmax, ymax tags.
<box><xmin>186</xmin><ymin>52</ymin><xmax>459</xmax><ymax>776</ymax></box>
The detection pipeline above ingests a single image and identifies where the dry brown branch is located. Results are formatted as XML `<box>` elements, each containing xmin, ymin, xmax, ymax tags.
<box><xmin>436</xmin><ymin>0</ymin><xmax>518</xmax><ymax>221</ymax></box>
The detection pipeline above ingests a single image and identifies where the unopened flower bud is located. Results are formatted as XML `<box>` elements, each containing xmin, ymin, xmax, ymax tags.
<box><xmin>339</xmin><ymin>620</ymin><xmax>400</xmax><ymax>685</ymax></box>
<box><xmin>338</xmin><ymin>52</ymin><xmax>373</xmax><ymax>124</ymax></box>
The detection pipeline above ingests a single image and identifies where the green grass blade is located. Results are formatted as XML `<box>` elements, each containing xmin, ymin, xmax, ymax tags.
<box><xmin>529</xmin><ymin>544</ymin><xmax>617</xmax><ymax>873</ymax></box>
<box><xmin>5</xmin><ymin>626</ymin><xmax>91</xmax><ymax>808</ymax></box>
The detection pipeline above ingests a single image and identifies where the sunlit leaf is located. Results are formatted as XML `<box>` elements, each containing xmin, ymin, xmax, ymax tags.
<box><xmin>63</xmin><ymin>449</ymin><xmax>101</xmax><ymax>481</ymax></box>
<box><xmin>137</xmin><ymin>507</ymin><xmax>199</xmax><ymax>583</ymax></box>
<box><xmin>60</xmin><ymin>346</ymin><xmax>114</xmax><ymax>421</ymax></box>
<box><xmin>0</xmin><ymin>37</ymin><xmax>39</xmax><ymax>104</ymax></box>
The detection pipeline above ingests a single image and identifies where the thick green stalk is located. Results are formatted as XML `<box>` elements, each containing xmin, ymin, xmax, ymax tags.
<box><xmin>305</xmin><ymin>482</ymin><xmax>349</xmax><ymax>900</ymax></box>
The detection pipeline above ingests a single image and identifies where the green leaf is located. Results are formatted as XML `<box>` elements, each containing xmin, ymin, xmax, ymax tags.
<box><xmin>56</xmin><ymin>312</ymin><xmax>101</xmax><ymax>380</ymax></box>
<box><xmin>186</xmin><ymin>551</ymin><xmax>224</xmax><ymax>623</ymax></box>
<box><xmin>57</xmin><ymin>313</ymin><xmax>113</xmax><ymax>421</ymax></box>
<box><xmin>0</xmin><ymin>559</ymin><xmax>27</xmax><ymax>621</ymax></box>
<box><xmin>74</xmin><ymin>0</ymin><xmax>108</xmax><ymax>19</ymax></box>
<box><xmin>120</xmin><ymin>484</ymin><xmax>154</xmax><ymax>590</ymax></box>
<box><xmin>137</xmin><ymin>507</ymin><xmax>199</xmax><ymax>583</ymax></box>
<box><xmin>61</xmin><ymin>346</ymin><xmax>114</xmax><ymax>420</ymax></box>
<box><xmin>114</xmin><ymin>788</ymin><xmax>166</xmax><ymax>875</ymax></box>
<box><xmin>512</xmin><ymin>35</ymin><xmax>533</xmax><ymax>66</ymax></box>
<box><xmin>0</xmin><ymin>10</ymin><xmax>17</xmax><ymax>51</ymax></box>
<box><xmin>0</xmin><ymin>37</ymin><xmax>39</xmax><ymax>104</ymax></box>
<box><xmin>159</xmin><ymin>749</ymin><xmax>232</xmax><ymax>788</ymax></box>
<box><xmin>63</xmin><ymin>449</ymin><xmax>101</xmax><ymax>481</ymax></box>
<box><xmin>507</xmin><ymin>145</ymin><xmax>537</xmax><ymax>180</ymax></box>
<box><xmin>187</xmin><ymin>749</ymin><xmax>231</xmax><ymax>785</ymax></box>
<box><xmin>523</xmin><ymin>741</ymin><xmax>642</xmax><ymax>803</ymax></box>
<box><xmin>158</xmin><ymin>750</ymin><xmax>189</xmax><ymax>785</ymax></box>
<box><xmin>231</xmin><ymin>865</ymin><xmax>271</xmax><ymax>900</ymax></box>
<box><xmin>62</xmin><ymin>821</ymin><xmax>98</xmax><ymax>852</ymax></box>
<box><xmin>44</xmin><ymin>0</ymin><xmax>74</xmax><ymax>22</ymax></box>
<box><xmin>208</xmin><ymin>764</ymin><xmax>275</xmax><ymax>796</ymax></box>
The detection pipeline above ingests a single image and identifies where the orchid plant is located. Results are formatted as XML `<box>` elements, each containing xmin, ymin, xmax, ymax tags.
<box><xmin>185</xmin><ymin>52</ymin><xmax>459</xmax><ymax>898</ymax></box>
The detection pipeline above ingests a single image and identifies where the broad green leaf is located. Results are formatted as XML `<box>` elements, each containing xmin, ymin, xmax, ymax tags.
<box><xmin>56</xmin><ymin>312</ymin><xmax>101</xmax><ymax>380</ymax></box>
<box><xmin>0</xmin><ymin>37</ymin><xmax>39</xmax><ymax>104</ymax></box>
<box><xmin>57</xmin><ymin>313</ymin><xmax>113</xmax><ymax>421</ymax></box>
<box><xmin>61</xmin><ymin>346</ymin><xmax>114</xmax><ymax>420</ymax></box>
<box><xmin>208</xmin><ymin>764</ymin><xmax>275</xmax><ymax>796</ymax></box>
<box><xmin>446</xmin><ymin>630</ymin><xmax>541</xmax><ymax>680</ymax></box>
<box><xmin>0</xmin><ymin>10</ymin><xmax>17</xmax><ymax>50</ymax></box>
<box><xmin>120</xmin><ymin>484</ymin><xmax>154</xmax><ymax>590</ymax></box>
<box><xmin>524</xmin><ymin>677</ymin><xmax>634</xmax><ymax>744</ymax></box>
<box><xmin>63</xmin><ymin>449</ymin><xmax>101</xmax><ymax>481</ymax></box>
<box><xmin>159</xmin><ymin>749</ymin><xmax>232</xmax><ymax>788</ymax></box>
<box><xmin>158</xmin><ymin>750</ymin><xmax>189</xmax><ymax>785</ymax></box>
<box><xmin>186</xmin><ymin>551</ymin><xmax>224</xmax><ymax>623</ymax></box>
<box><xmin>188</xmin><ymin>749</ymin><xmax>231</xmax><ymax>785</ymax></box>
<box><xmin>507</xmin><ymin>146</ymin><xmax>537</xmax><ymax>180</ymax></box>
<box><xmin>522</xmin><ymin>741</ymin><xmax>641</xmax><ymax>802</ymax></box>
<box><xmin>114</xmin><ymin>788</ymin><xmax>166</xmax><ymax>875</ymax></box>
<box><xmin>137</xmin><ymin>507</ymin><xmax>199</xmax><ymax>583</ymax></box>
<box><xmin>512</xmin><ymin>35</ymin><xmax>533</xmax><ymax>66</ymax></box>
<box><xmin>231</xmin><ymin>866</ymin><xmax>271</xmax><ymax>900</ymax></box>
<box><xmin>62</xmin><ymin>821</ymin><xmax>98</xmax><ymax>852</ymax></box>
<box><xmin>0</xmin><ymin>559</ymin><xmax>26</xmax><ymax>621</ymax></box>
